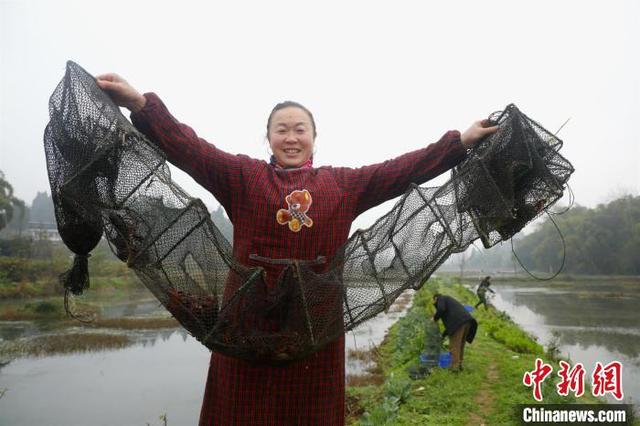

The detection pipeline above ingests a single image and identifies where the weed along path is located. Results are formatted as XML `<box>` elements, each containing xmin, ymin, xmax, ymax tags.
<box><xmin>347</xmin><ymin>279</ymin><xmax>606</xmax><ymax>426</ymax></box>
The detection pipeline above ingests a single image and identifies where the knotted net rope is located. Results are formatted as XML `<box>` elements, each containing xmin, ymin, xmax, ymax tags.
<box><xmin>44</xmin><ymin>61</ymin><xmax>574</xmax><ymax>362</ymax></box>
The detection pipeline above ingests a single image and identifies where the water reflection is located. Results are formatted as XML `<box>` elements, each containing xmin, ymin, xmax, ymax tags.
<box><xmin>556</xmin><ymin>327</ymin><xmax>640</xmax><ymax>361</ymax></box>
<box><xmin>0</xmin><ymin>331</ymin><xmax>210</xmax><ymax>426</ymax></box>
<box><xmin>488</xmin><ymin>279</ymin><xmax>640</xmax><ymax>406</ymax></box>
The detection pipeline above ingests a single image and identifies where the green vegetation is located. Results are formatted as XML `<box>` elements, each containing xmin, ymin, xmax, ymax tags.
<box><xmin>348</xmin><ymin>278</ymin><xmax>610</xmax><ymax>425</ymax></box>
<box><xmin>0</xmin><ymin>300</ymin><xmax>63</xmax><ymax>320</ymax></box>
<box><xmin>0</xmin><ymin>298</ymin><xmax>103</xmax><ymax>321</ymax></box>
<box><xmin>472</xmin><ymin>310</ymin><xmax>543</xmax><ymax>356</ymax></box>
<box><xmin>359</xmin><ymin>375</ymin><xmax>412</xmax><ymax>426</ymax></box>
<box><xmin>0</xmin><ymin>234</ymin><xmax>150</xmax><ymax>324</ymax></box>
<box><xmin>466</xmin><ymin>195</ymin><xmax>640</xmax><ymax>275</ymax></box>
<box><xmin>0</xmin><ymin>237</ymin><xmax>140</xmax><ymax>301</ymax></box>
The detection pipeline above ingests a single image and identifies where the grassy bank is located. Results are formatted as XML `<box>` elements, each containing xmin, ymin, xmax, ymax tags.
<box><xmin>0</xmin><ymin>249</ymin><xmax>150</xmax><ymax>321</ymax></box>
<box><xmin>0</xmin><ymin>273</ymin><xmax>152</xmax><ymax>322</ymax></box>
<box><xmin>0</xmin><ymin>238</ymin><xmax>142</xmax><ymax>300</ymax></box>
<box><xmin>0</xmin><ymin>266</ymin><xmax>141</xmax><ymax>300</ymax></box>
<box><xmin>0</xmin><ymin>294</ymin><xmax>178</xmax><ymax>328</ymax></box>
<box><xmin>347</xmin><ymin>278</ymin><xmax>625</xmax><ymax>425</ymax></box>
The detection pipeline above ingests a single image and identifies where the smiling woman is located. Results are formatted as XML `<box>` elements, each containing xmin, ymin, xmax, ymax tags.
<box><xmin>83</xmin><ymin>68</ymin><xmax>496</xmax><ymax>426</ymax></box>
<box><xmin>267</xmin><ymin>101</ymin><xmax>317</xmax><ymax>169</ymax></box>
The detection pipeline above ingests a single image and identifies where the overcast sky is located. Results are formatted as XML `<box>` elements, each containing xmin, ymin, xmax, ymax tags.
<box><xmin>1</xmin><ymin>0</ymin><xmax>638</xmax><ymax>232</ymax></box>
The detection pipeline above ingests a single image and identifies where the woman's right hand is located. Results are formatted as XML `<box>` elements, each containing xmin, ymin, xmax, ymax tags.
<box><xmin>460</xmin><ymin>120</ymin><xmax>499</xmax><ymax>149</ymax></box>
<box><xmin>96</xmin><ymin>73</ymin><xmax>146</xmax><ymax>113</ymax></box>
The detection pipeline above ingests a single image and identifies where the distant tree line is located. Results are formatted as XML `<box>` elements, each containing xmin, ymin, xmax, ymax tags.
<box><xmin>0</xmin><ymin>173</ymin><xmax>54</xmax><ymax>238</ymax></box>
<box><xmin>0</xmin><ymin>171</ymin><xmax>27</xmax><ymax>232</ymax></box>
<box><xmin>466</xmin><ymin>195</ymin><xmax>640</xmax><ymax>275</ymax></box>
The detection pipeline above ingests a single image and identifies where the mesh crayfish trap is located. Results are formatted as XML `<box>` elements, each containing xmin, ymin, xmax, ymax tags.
<box><xmin>44</xmin><ymin>61</ymin><xmax>574</xmax><ymax>362</ymax></box>
<box><xmin>447</xmin><ymin>106</ymin><xmax>574</xmax><ymax>248</ymax></box>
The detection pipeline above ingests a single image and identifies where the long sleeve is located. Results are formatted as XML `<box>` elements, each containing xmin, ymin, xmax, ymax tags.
<box><xmin>130</xmin><ymin>93</ymin><xmax>250</xmax><ymax>215</ymax></box>
<box><xmin>433</xmin><ymin>298</ymin><xmax>446</xmax><ymax>322</ymax></box>
<box><xmin>330</xmin><ymin>131</ymin><xmax>467</xmax><ymax>219</ymax></box>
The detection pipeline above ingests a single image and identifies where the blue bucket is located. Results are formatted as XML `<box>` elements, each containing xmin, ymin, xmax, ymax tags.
<box><xmin>464</xmin><ymin>305</ymin><xmax>474</xmax><ymax>312</ymax></box>
<box><xmin>438</xmin><ymin>352</ymin><xmax>452</xmax><ymax>368</ymax></box>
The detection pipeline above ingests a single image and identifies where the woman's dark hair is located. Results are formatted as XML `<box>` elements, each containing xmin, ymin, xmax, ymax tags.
<box><xmin>267</xmin><ymin>101</ymin><xmax>317</xmax><ymax>139</ymax></box>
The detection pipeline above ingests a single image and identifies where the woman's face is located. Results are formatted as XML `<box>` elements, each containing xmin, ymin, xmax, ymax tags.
<box><xmin>268</xmin><ymin>107</ymin><xmax>315</xmax><ymax>168</ymax></box>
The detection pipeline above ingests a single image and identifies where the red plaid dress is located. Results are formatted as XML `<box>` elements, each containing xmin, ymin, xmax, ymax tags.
<box><xmin>131</xmin><ymin>93</ymin><xmax>466</xmax><ymax>425</ymax></box>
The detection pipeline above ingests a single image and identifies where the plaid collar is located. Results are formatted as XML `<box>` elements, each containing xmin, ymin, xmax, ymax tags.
<box><xmin>269</xmin><ymin>155</ymin><xmax>313</xmax><ymax>170</ymax></box>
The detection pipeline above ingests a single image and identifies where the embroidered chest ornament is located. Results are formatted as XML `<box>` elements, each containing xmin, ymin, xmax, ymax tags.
<box><xmin>276</xmin><ymin>189</ymin><xmax>314</xmax><ymax>232</ymax></box>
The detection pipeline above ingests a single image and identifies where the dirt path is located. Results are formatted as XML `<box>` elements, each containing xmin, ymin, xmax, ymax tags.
<box><xmin>466</xmin><ymin>359</ymin><xmax>500</xmax><ymax>425</ymax></box>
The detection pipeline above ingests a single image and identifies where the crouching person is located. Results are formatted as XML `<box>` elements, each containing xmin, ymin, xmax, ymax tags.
<box><xmin>432</xmin><ymin>293</ymin><xmax>478</xmax><ymax>372</ymax></box>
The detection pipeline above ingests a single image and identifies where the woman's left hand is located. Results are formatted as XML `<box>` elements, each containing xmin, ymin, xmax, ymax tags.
<box><xmin>460</xmin><ymin>120</ymin><xmax>499</xmax><ymax>148</ymax></box>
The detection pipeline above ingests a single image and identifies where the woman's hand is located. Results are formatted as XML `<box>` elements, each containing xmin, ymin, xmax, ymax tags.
<box><xmin>460</xmin><ymin>119</ymin><xmax>499</xmax><ymax>149</ymax></box>
<box><xmin>95</xmin><ymin>73</ymin><xmax>146</xmax><ymax>113</ymax></box>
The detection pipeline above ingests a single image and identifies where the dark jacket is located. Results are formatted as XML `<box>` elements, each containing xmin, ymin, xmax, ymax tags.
<box><xmin>477</xmin><ymin>278</ymin><xmax>494</xmax><ymax>295</ymax></box>
<box><xmin>433</xmin><ymin>295</ymin><xmax>478</xmax><ymax>343</ymax></box>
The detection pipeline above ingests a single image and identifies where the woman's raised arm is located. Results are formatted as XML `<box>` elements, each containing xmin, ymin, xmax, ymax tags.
<box><xmin>96</xmin><ymin>73</ymin><xmax>247</xmax><ymax>215</ymax></box>
<box><xmin>331</xmin><ymin>121</ymin><xmax>498</xmax><ymax>219</ymax></box>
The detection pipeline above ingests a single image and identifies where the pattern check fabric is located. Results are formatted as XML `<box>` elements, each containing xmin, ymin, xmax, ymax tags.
<box><xmin>131</xmin><ymin>93</ymin><xmax>467</xmax><ymax>425</ymax></box>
